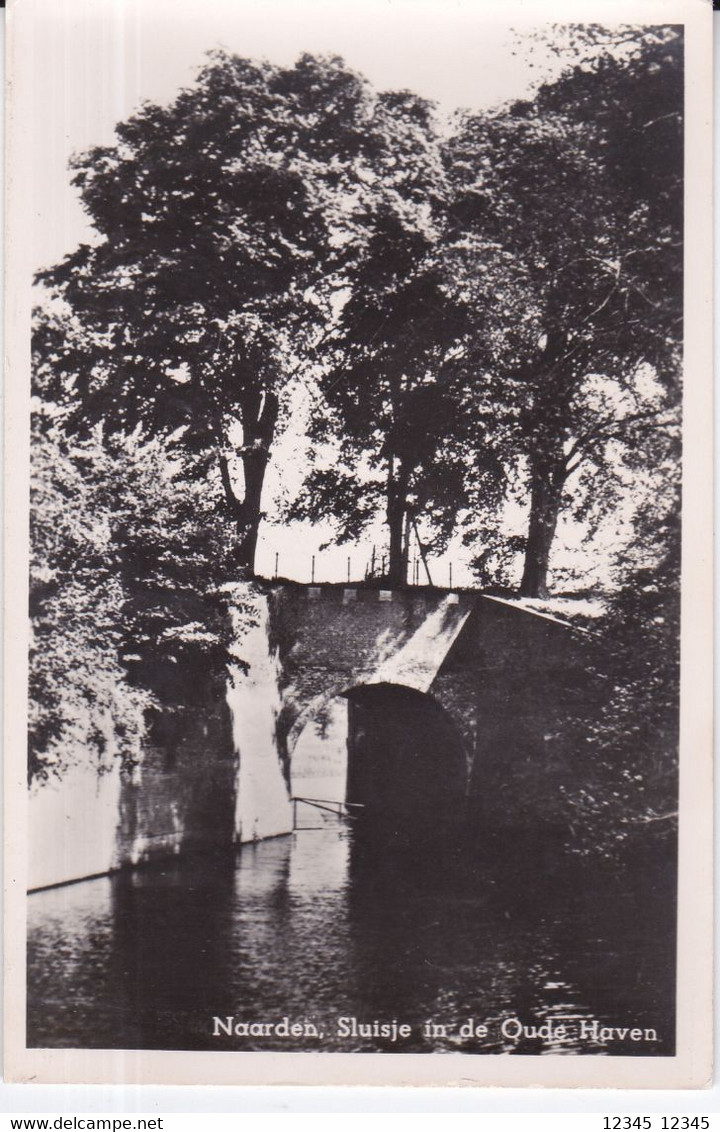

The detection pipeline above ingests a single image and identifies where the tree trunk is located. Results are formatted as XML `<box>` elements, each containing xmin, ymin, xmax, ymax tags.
<box><xmin>520</xmin><ymin>458</ymin><xmax>565</xmax><ymax>599</ymax></box>
<box><xmin>219</xmin><ymin>389</ymin><xmax>279</xmax><ymax>577</ymax></box>
<box><xmin>387</xmin><ymin>496</ymin><xmax>406</xmax><ymax>587</ymax></box>
<box><xmin>518</xmin><ymin>336</ymin><xmax>574</xmax><ymax>600</ymax></box>
<box><xmin>386</xmin><ymin>456</ymin><xmax>410</xmax><ymax>587</ymax></box>
<box><xmin>236</xmin><ymin>443</ymin><xmax>269</xmax><ymax>573</ymax></box>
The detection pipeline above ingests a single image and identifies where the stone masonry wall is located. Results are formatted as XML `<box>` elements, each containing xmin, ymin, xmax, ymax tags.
<box><xmin>438</xmin><ymin>597</ymin><xmax>607</xmax><ymax>839</ymax></box>
<box><xmin>267</xmin><ymin>583</ymin><xmax>472</xmax><ymax>759</ymax></box>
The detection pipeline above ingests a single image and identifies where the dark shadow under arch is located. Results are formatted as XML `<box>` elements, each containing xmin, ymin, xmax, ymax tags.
<box><xmin>344</xmin><ymin>682</ymin><xmax>468</xmax><ymax>851</ymax></box>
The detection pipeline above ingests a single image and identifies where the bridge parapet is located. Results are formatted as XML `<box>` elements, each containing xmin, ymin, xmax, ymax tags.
<box><xmin>284</xmin><ymin>582</ymin><xmax>467</xmax><ymax>605</ymax></box>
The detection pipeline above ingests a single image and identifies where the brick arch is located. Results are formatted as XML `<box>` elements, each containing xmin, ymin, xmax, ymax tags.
<box><xmin>283</xmin><ymin>677</ymin><xmax>470</xmax><ymax>771</ymax></box>
<box><xmin>283</xmin><ymin>679</ymin><xmax>356</xmax><ymax>762</ymax></box>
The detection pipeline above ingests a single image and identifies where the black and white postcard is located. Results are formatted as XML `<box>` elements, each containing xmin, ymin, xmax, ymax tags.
<box><xmin>5</xmin><ymin>0</ymin><xmax>713</xmax><ymax>1088</ymax></box>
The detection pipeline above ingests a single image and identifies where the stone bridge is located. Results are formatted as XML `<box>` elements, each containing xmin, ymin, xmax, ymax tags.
<box><xmin>266</xmin><ymin>583</ymin><xmax>603</xmax><ymax>844</ymax></box>
<box><xmin>29</xmin><ymin>581</ymin><xmax>605</xmax><ymax>890</ymax></box>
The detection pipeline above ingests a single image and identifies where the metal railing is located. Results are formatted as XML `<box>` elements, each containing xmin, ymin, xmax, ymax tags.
<box><xmin>291</xmin><ymin>796</ymin><xmax>364</xmax><ymax>831</ymax></box>
<box><xmin>270</xmin><ymin>543</ymin><xmax>455</xmax><ymax>589</ymax></box>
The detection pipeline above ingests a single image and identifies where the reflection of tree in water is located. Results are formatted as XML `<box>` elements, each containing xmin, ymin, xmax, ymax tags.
<box><xmin>109</xmin><ymin>855</ymin><xmax>239</xmax><ymax>1050</ymax></box>
<box><xmin>345</xmin><ymin>837</ymin><xmax>676</xmax><ymax>1054</ymax></box>
<box><xmin>27</xmin><ymin>829</ymin><xmax>676</xmax><ymax>1054</ymax></box>
<box><xmin>313</xmin><ymin>702</ymin><xmax>332</xmax><ymax>741</ymax></box>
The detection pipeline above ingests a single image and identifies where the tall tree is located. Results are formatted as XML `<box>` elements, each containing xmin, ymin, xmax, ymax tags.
<box><xmin>444</xmin><ymin>28</ymin><xmax>683</xmax><ymax>597</ymax></box>
<box><xmin>289</xmin><ymin>90</ymin><xmax>485</xmax><ymax>585</ymax></box>
<box><xmin>35</xmin><ymin>51</ymin><xmax>377</xmax><ymax>574</ymax></box>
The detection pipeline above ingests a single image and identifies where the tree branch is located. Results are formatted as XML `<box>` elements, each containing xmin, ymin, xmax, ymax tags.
<box><xmin>564</xmin><ymin>409</ymin><xmax>677</xmax><ymax>471</ymax></box>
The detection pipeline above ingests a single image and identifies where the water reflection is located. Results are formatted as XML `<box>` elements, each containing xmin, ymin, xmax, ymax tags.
<box><xmin>27</xmin><ymin>829</ymin><xmax>675</xmax><ymax>1055</ymax></box>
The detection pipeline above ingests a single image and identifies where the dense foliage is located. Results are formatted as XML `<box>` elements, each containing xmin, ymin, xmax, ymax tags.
<box><xmin>559</xmin><ymin>526</ymin><xmax>681</xmax><ymax>858</ymax></box>
<box><xmin>29</xmin><ymin>421</ymin><xmax>152</xmax><ymax>783</ymax></box>
<box><xmin>30</xmin><ymin>368</ymin><xmax>236</xmax><ymax>783</ymax></box>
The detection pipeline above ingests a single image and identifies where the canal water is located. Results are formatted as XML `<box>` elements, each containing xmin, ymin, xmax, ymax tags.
<box><xmin>27</xmin><ymin>826</ymin><xmax>675</xmax><ymax>1056</ymax></box>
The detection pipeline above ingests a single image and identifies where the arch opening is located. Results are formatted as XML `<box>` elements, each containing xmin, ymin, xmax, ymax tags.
<box><xmin>345</xmin><ymin>682</ymin><xmax>468</xmax><ymax>850</ymax></box>
<box><xmin>289</xmin><ymin>682</ymin><xmax>469</xmax><ymax>848</ymax></box>
<box><xmin>290</xmin><ymin>694</ymin><xmax>349</xmax><ymax>807</ymax></box>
